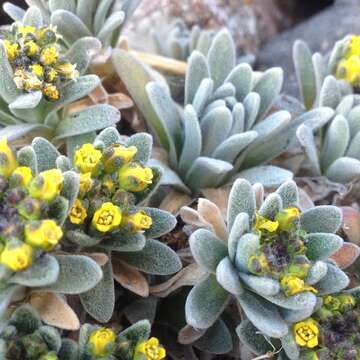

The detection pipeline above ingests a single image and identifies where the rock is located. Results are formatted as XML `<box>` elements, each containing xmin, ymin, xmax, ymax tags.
<box><xmin>257</xmin><ymin>0</ymin><xmax>360</xmax><ymax>96</ymax></box>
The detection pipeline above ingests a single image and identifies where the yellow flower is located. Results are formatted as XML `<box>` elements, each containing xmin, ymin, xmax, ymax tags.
<box><xmin>25</xmin><ymin>40</ymin><xmax>40</xmax><ymax>56</ymax></box>
<box><xmin>3</xmin><ymin>40</ymin><xmax>19</xmax><ymax>61</ymax></box>
<box><xmin>29</xmin><ymin>169</ymin><xmax>64</xmax><ymax>201</ymax></box>
<box><xmin>40</xmin><ymin>47</ymin><xmax>59</xmax><ymax>65</ymax></box>
<box><xmin>122</xmin><ymin>210</ymin><xmax>152</xmax><ymax>233</ymax></box>
<box><xmin>46</xmin><ymin>68</ymin><xmax>58</xmax><ymax>83</ymax></box>
<box><xmin>346</xmin><ymin>35</ymin><xmax>360</xmax><ymax>57</ymax></box>
<box><xmin>18</xmin><ymin>25</ymin><xmax>36</xmax><ymax>37</ymax></box>
<box><xmin>24</xmin><ymin>219</ymin><xmax>63</xmax><ymax>251</ymax></box>
<box><xmin>253</xmin><ymin>213</ymin><xmax>279</xmax><ymax>233</ymax></box>
<box><xmin>24</xmin><ymin>76</ymin><xmax>43</xmax><ymax>91</ymax></box>
<box><xmin>56</xmin><ymin>63</ymin><xmax>79</xmax><ymax>81</ymax></box>
<box><xmin>104</xmin><ymin>144</ymin><xmax>138</xmax><ymax>172</ymax></box>
<box><xmin>337</xmin><ymin>294</ymin><xmax>356</xmax><ymax>312</ymax></box>
<box><xmin>88</xmin><ymin>327</ymin><xmax>116</xmax><ymax>357</ymax></box>
<box><xmin>0</xmin><ymin>138</ymin><xmax>17</xmax><ymax>177</ymax></box>
<box><xmin>247</xmin><ymin>254</ymin><xmax>269</xmax><ymax>275</ymax></box>
<box><xmin>135</xmin><ymin>337</ymin><xmax>166</xmax><ymax>360</ymax></box>
<box><xmin>69</xmin><ymin>199</ymin><xmax>87</xmax><ymax>225</ymax></box>
<box><xmin>275</xmin><ymin>207</ymin><xmax>300</xmax><ymax>231</ymax></box>
<box><xmin>74</xmin><ymin>144</ymin><xmax>102</xmax><ymax>174</ymax></box>
<box><xmin>0</xmin><ymin>242</ymin><xmax>33</xmax><ymax>271</ymax></box>
<box><xmin>293</xmin><ymin>318</ymin><xmax>319</xmax><ymax>349</ymax></box>
<box><xmin>30</xmin><ymin>64</ymin><xmax>44</xmax><ymax>77</ymax></box>
<box><xmin>280</xmin><ymin>275</ymin><xmax>318</xmax><ymax>297</ymax></box>
<box><xmin>337</xmin><ymin>55</ymin><xmax>360</xmax><ymax>85</ymax></box>
<box><xmin>43</xmin><ymin>84</ymin><xmax>60</xmax><ymax>101</ymax></box>
<box><xmin>79</xmin><ymin>172</ymin><xmax>93</xmax><ymax>197</ymax></box>
<box><xmin>92</xmin><ymin>202</ymin><xmax>122</xmax><ymax>233</ymax></box>
<box><xmin>12</xmin><ymin>166</ymin><xmax>33</xmax><ymax>186</ymax></box>
<box><xmin>118</xmin><ymin>162</ymin><xmax>153</xmax><ymax>192</ymax></box>
<box><xmin>323</xmin><ymin>295</ymin><xmax>341</xmax><ymax>312</ymax></box>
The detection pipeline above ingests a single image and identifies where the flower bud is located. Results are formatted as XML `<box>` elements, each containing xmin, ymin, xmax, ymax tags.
<box><xmin>88</xmin><ymin>327</ymin><xmax>116</xmax><ymax>357</ymax></box>
<box><xmin>121</xmin><ymin>210</ymin><xmax>152</xmax><ymax>233</ymax></box>
<box><xmin>18</xmin><ymin>196</ymin><xmax>42</xmax><ymax>220</ymax></box>
<box><xmin>28</xmin><ymin>169</ymin><xmax>63</xmax><ymax>201</ymax></box>
<box><xmin>69</xmin><ymin>199</ymin><xmax>87</xmax><ymax>225</ymax></box>
<box><xmin>11</xmin><ymin>166</ymin><xmax>33</xmax><ymax>187</ymax></box>
<box><xmin>275</xmin><ymin>207</ymin><xmax>300</xmax><ymax>231</ymax></box>
<box><xmin>118</xmin><ymin>162</ymin><xmax>153</xmax><ymax>192</ymax></box>
<box><xmin>74</xmin><ymin>144</ymin><xmax>102</xmax><ymax>174</ymax></box>
<box><xmin>0</xmin><ymin>138</ymin><xmax>17</xmax><ymax>177</ymax></box>
<box><xmin>103</xmin><ymin>144</ymin><xmax>137</xmax><ymax>173</ymax></box>
<box><xmin>24</xmin><ymin>219</ymin><xmax>63</xmax><ymax>250</ymax></box>
<box><xmin>0</xmin><ymin>240</ymin><xmax>33</xmax><ymax>272</ymax></box>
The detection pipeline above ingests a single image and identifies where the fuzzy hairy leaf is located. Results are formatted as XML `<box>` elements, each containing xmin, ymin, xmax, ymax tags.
<box><xmin>32</xmin><ymin>137</ymin><xmax>60</xmax><ymax>171</ymax></box>
<box><xmin>235</xmin><ymin>233</ymin><xmax>260</xmax><ymax>273</ymax></box>
<box><xmin>237</xmin><ymin>291</ymin><xmax>289</xmax><ymax>338</ymax></box>
<box><xmin>228</xmin><ymin>212</ymin><xmax>249</xmax><ymax>262</ymax></box>
<box><xmin>326</xmin><ymin>156</ymin><xmax>360</xmax><ymax>183</ymax></box>
<box><xmin>80</xmin><ymin>260</ymin><xmax>115</xmax><ymax>323</ymax></box>
<box><xmin>143</xmin><ymin>207</ymin><xmax>176</xmax><ymax>239</ymax></box>
<box><xmin>227</xmin><ymin>178</ymin><xmax>255</xmax><ymax>230</ymax></box>
<box><xmin>190</xmin><ymin>229</ymin><xmax>227</xmax><ymax>273</ymax></box>
<box><xmin>239</xmin><ymin>273</ymin><xmax>280</xmax><ymax>296</ymax></box>
<box><xmin>115</xmin><ymin>239</ymin><xmax>181</xmax><ymax>275</ymax></box>
<box><xmin>9</xmin><ymin>255</ymin><xmax>59</xmax><ymax>287</ymax></box>
<box><xmin>305</xmin><ymin>233</ymin><xmax>343</xmax><ymax>260</ymax></box>
<box><xmin>300</xmin><ymin>205</ymin><xmax>342</xmax><ymax>233</ymax></box>
<box><xmin>185</xmin><ymin>274</ymin><xmax>230</xmax><ymax>329</ymax></box>
<box><xmin>54</xmin><ymin>104</ymin><xmax>120</xmax><ymax>140</ymax></box>
<box><xmin>315</xmin><ymin>263</ymin><xmax>350</xmax><ymax>295</ymax></box>
<box><xmin>126</xmin><ymin>133</ymin><xmax>153</xmax><ymax>164</ymax></box>
<box><xmin>216</xmin><ymin>257</ymin><xmax>244</xmax><ymax>295</ymax></box>
<box><xmin>44</xmin><ymin>255</ymin><xmax>103</xmax><ymax>294</ymax></box>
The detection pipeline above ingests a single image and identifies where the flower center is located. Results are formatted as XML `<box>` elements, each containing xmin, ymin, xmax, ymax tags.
<box><xmin>146</xmin><ymin>345</ymin><xmax>161</xmax><ymax>359</ymax></box>
<box><xmin>98</xmin><ymin>211</ymin><xmax>114</xmax><ymax>225</ymax></box>
<box><xmin>297</xmin><ymin>326</ymin><xmax>315</xmax><ymax>341</ymax></box>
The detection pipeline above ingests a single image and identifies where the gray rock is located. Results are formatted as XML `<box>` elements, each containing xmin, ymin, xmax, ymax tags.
<box><xmin>257</xmin><ymin>0</ymin><xmax>360</xmax><ymax>96</ymax></box>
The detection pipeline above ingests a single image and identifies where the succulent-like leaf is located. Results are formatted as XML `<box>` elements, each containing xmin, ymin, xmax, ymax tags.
<box><xmin>143</xmin><ymin>207</ymin><xmax>177</xmax><ymax>239</ymax></box>
<box><xmin>80</xmin><ymin>260</ymin><xmax>115</xmax><ymax>323</ymax></box>
<box><xmin>305</xmin><ymin>233</ymin><xmax>343</xmax><ymax>260</ymax></box>
<box><xmin>216</xmin><ymin>257</ymin><xmax>244</xmax><ymax>295</ymax></box>
<box><xmin>300</xmin><ymin>205</ymin><xmax>342</xmax><ymax>233</ymax></box>
<box><xmin>126</xmin><ymin>133</ymin><xmax>153</xmax><ymax>164</ymax></box>
<box><xmin>115</xmin><ymin>239</ymin><xmax>182</xmax><ymax>275</ymax></box>
<box><xmin>235</xmin><ymin>233</ymin><xmax>260</xmax><ymax>273</ymax></box>
<box><xmin>228</xmin><ymin>212</ymin><xmax>249</xmax><ymax>262</ymax></box>
<box><xmin>239</xmin><ymin>273</ymin><xmax>280</xmax><ymax>296</ymax></box>
<box><xmin>32</xmin><ymin>137</ymin><xmax>60</xmax><ymax>171</ymax></box>
<box><xmin>237</xmin><ymin>291</ymin><xmax>289</xmax><ymax>338</ymax></box>
<box><xmin>326</xmin><ymin>156</ymin><xmax>360</xmax><ymax>183</ymax></box>
<box><xmin>44</xmin><ymin>255</ymin><xmax>103</xmax><ymax>294</ymax></box>
<box><xmin>17</xmin><ymin>145</ymin><xmax>38</xmax><ymax>174</ymax></box>
<box><xmin>315</xmin><ymin>263</ymin><xmax>350</xmax><ymax>295</ymax></box>
<box><xmin>185</xmin><ymin>274</ymin><xmax>230</xmax><ymax>329</ymax></box>
<box><xmin>189</xmin><ymin>229</ymin><xmax>227</xmax><ymax>273</ymax></box>
<box><xmin>102</xmin><ymin>232</ymin><xmax>146</xmax><ymax>252</ymax></box>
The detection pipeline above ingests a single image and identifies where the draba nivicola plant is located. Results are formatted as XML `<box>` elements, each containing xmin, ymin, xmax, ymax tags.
<box><xmin>0</xmin><ymin>137</ymin><xmax>103</xmax><ymax>324</ymax></box>
<box><xmin>293</xmin><ymin>36</ymin><xmax>360</xmax><ymax>183</ymax></box>
<box><xmin>49</xmin><ymin>127</ymin><xmax>181</xmax><ymax>323</ymax></box>
<box><xmin>0</xmin><ymin>303</ymin><xmax>167</xmax><ymax>360</ymax></box>
<box><xmin>238</xmin><ymin>288</ymin><xmax>360</xmax><ymax>359</ymax></box>
<box><xmin>0</xmin><ymin>7</ymin><xmax>120</xmax><ymax>147</ymax></box>
<box><xmin>3</xmin><ymin>0</ymin><xmax>141</xmax><ymax>49</ymax></box>
<box><xmin>113</xmin><ymin>29</ymin><xmax>335</xmax><ymax>193</ymax></box>
<box><xmin>180</xmin><ymin>179</ymin><xmax>356</xmax><ymax>352</ymax></box>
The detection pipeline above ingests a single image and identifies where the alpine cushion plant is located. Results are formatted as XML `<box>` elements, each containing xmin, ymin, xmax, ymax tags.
<box><xmin>0</xmin><ymin>137</ymin><xmax>103</xmax><ymax>322</ymax></box>
<box><xmin>55</xmin><ymin>127</ymin><xmax>181</xmax><ymax>323</ymax></box>
<box><xmin>293</xmin><ymin>37</ymin><xmax>360</xmax><ymax>183</ymax></box>
<box><xmin>113</xmin><ymin>29</ymin><xmax>335</xmax><ymax>193</ymax></box>
<box><xmin>0</xmin><ymin>7</ymin><xmax>120</xmax><ymax>148</ymax></box>
<box><xmin>180</xmin><ymin>179</ymin><xmax>355</xmax><ymax>351</ymax></box>
<box><xmin>3</xmin><ymin>0</ymin><xmax>142</xmax><ymax>49</ymax></box>
<box><xmin>80</xmin><ymin>320</ymin><xmax>166</xmax><ymax>360</ymax></box>
<box><xmin>0</xmin><ymin>304</ymin><xmax>78</xmax><ymax>360</ymax></box>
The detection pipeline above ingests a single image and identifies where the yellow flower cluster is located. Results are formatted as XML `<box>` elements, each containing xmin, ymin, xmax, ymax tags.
<box><xmin>337</xmin><ymin>35</ymin><xmax>360</xmax><ymax>85</ymax></box>
<box><xmin>135</xmin><ymin>337</ymin><xmax>166</xmax><ymax>360</ymax></box>
<box><xmin>253</xmin><ymin>207</ymin><xmax>300</xmax><ymax>234</ymax></box>
<box><xmin>3</xmin><ymin>23</ymin><xmax>79</xmax><ymax>101</ymax></box>
<box><xmin>69</xmin><ymin>143</ymin><xmax>153</xmax><ymax>234</ymax></box>
<box><xmin>293</xmin><ymin>318</ymin><xmax>319</xmax><ymax>349</ymax></box>
<box><xmin>0</xmin><ymin>138</ymin><xmax>64</xmax><ymax>272</ymax></box>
